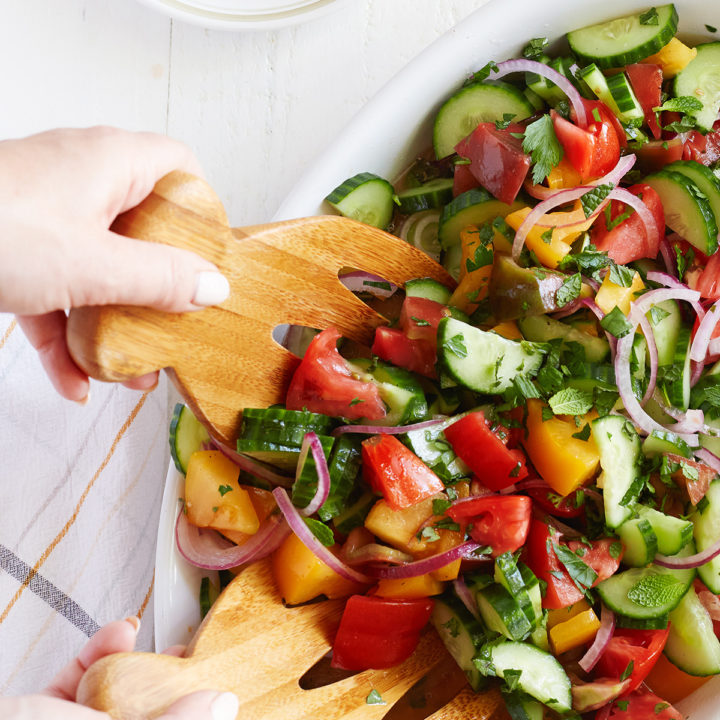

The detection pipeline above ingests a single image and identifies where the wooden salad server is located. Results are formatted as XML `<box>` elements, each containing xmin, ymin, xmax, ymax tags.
<box><xmin>65</xmin><ymin>171</ymin><xmax>453</xmax><ymax>446</ymax></box>
<box><xmin>76</xmin><ymin>558</ymin><xmax>508</xmax><ymax>720</ymax></box>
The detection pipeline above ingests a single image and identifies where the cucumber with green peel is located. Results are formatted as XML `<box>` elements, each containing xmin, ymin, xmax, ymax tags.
<box><xmin>642</xmin><ymin>429</ymin><xmax>691</xmax><ymax>459</ymax></box>
<box><xmin>674</xmin><ymin>42</ymin><xmax>720</xmax><ymax>132</ymax></box>
<box><xmin>325</xmin><ymin>172</ymin><xmax>395</xmax><ymax>229</ymax></box>
<box><xmin>666</xmin><ymin>161</ymin><xmax>720</xmax><ymax>234</ymax></box>
<box><xmin>616</xmin><ymin>613</ymin><xmax>669</xmax><ymax>630</ymax></box>
<box><xmin>523</xmin><ymin>87</ymin><xmax>545</xmax><ymax>112</ymax></box>
<box><xmin>502</xmin><ymin>691</ymin><xmax>544</xmax><ymax>720</ymax></box>
<box><xmin>437</xmin><ymin>317</ymin><xmax>545</xmax><ymax>395</ymax></box>
<box><xmin>517</xmin><ymin>314</ymin><xmax>609</xmax><ymax>363</ymax></box>
<box><xmin>439</xmin><ymin>188</ymin><xmax>523</xmax><ymax>250</ymax></box>
<box><xmin>433</xmin><ymin>82</ymin><xmax>535</xmax><ymax>159</ymax></box>
<box><xmin>396</xmin><ymin>178</ymin><xmax>454</xmax><ymax>214</ymax></box>
<box><xmin>606</xmin><ymin>71</ymin><xmax>645</xmax><ymax>126</ymax></box>
<box><xmin>591</xmin><ymin>415</ymin><xmax>641</xmax><ymax>528</ymax></box>
<box><xmin>405</xmin><ymin>277</ymin><xmax>452</xmax><ymax>304</ymax></box>
<box><xmin>310</xmin><ymin>435</ymin><xmax>363</xmax><ymax>521</ymax></box>
<box><xmin>443</xmin><ymin>242</ymin><xmax>463</xmax><ymax>281</ymax></box>
<box><xmin>494</xmin><ymin>552</ymin><xmax>537</xmax><ymax>627</ymax></box>
<box><xmin>644</xmin><ymin>170</ymin><xmax>719</xmax><ymax>256</ymax></box>
<box><xmin>665</xmin><ymin>585</ymin><xmax>720</xmax><ymax>676</ymax></box>
<box><xmin>636</xmin><ymin>505</ymin><xmax>693</xmax><ymax>556</ymax></box>
<box><xmin>475</xmin><ymin>583</ymin><xmax>533</xmax><ymax>641</ymax></box>
<box><xmin>399</xmin><ymin>209</ymin><xmax>441</xmax><ymax>262</ymax></box>
<box><xmin>483</xmin><ymin>642</ymin><xmax>572</xmax><ymax>712</ymax></box>
<box><xmin>694</xmin><ymin>479</ymin><xmax>720</xmax><ymax>593</ymax></box>
<box><xmin>567</xmin><ymin>4</ymin><xmax>679</xmax><ymax>69</ymax></box>
<box><xmin>526</xmin><ymin>56</ymin><xmax>566</xmax><ymax>106</ymax></box>
<box><xmin>646</xmin><ymin>299</ymin><xmax>682</xmax><ymax>367</ymax></box>
<box><xmin>290</xmin><ymin>434</ymin><xmax>335</xmax><ymax>510</ymax></box>
<box><xmin>432</xmin><ymin>592</ymin><xmax>488</xmax><ymax>691</ymax></box>
<box><xmin>660</xmin><ymin>326</ymin><xmax>692</xmax><ymax>411</ymax></box>
<box><xmin>169</xmin><ymin>403</ymin><xmax>211</xmax><ymax>474</ymax></box>
<box><xmin>199</xmin><ymin>576</ymin><xmax>220</xmax><ymax>619</ymax></box>
<box><xmin>617</xmin><ymin>516</ymin><xmax>658</xmax><ymax>567</ymax></box>
<box><xmin>332</xmin><ymin>491</ymin><xmax>375</xmax><ymax>534</ymax></box>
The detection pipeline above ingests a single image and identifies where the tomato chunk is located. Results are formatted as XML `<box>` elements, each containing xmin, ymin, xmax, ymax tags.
<box><xmin>447</xmin><ymin>495</ymin><xmax>531</xmax><ymax>557</ymax></box>
<box><xmin>286</xmin><ymin>327</ymin><xmax>386</xmax><ymax>419</ymax></box>
<box><xmin>443</xmin><ymin>411</ymin><xmax>528</xmax><ymax>490</ymax></box>
<box><xmin>453</xmin><ymin>162</ymin><xmax>480</xmax><ymax>197</ymax></box>
<box><xmin>625</xmin><ymin>64</ymin><xmax>663</xmax><ymax>140</ymax></box>
<box><xmin>372</xmin><ymin>326</ymin><xmax>436</xmax><ymax>378</ymax></box>
<box><xmin>399</xmin><ymin>296</ymin><xmax>448</xmax><ymax>342</ymax></box>
<box><xmin>600</xmin><ymin>689</ymin><xmax>683</xmax><ymax>719</ymax></box>
<box><xmin>362</xmin><ymin>434</ymin><xmax>444</xmax><ymax>510</ymax></box>
<box><xmin>682</xmin><ymin>119</ymin><xmax>720</xmax><ymax>165</ymax></box>
<box><xmin>454</xmin><ymin>122</ymin><xmax>530</xmax><ymax>204</ymax></box>
<box><xmin>331</xmin><ymin>594</ymin><xmax>434</xmax><ymax>670</ymax></box>
<box><xmin>695</xmin><ymin>252</ymin><xmax>720</xmax><ymax>300</ymax></box>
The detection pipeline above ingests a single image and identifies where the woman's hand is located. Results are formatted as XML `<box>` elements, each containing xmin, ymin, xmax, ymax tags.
<box><xmin>0</xmin><ymin>127</ymin><xmax>230</xmax><ymax>402</ymax></box>
<box><xmin>0</xmin><ymin>617</ymin><xmax>239</xmax><ymax>720</ymax></box>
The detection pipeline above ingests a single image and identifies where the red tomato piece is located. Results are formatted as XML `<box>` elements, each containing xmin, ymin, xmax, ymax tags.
<box><xmin>595</xmin><ymin>628</ymin><xmax>669</xmax><ymax>692</ymax></box>
<box><xmin>523</xmin><ymin>483</ymin><xmax>585</xmax><ymax>518</ymax></box>
<box><xmin>331</xmin><ymin>595</ymin><xmax>434</xmax><ymax>670</ymax></box>
<box><xmin>361</xmin><ymin>434</ymin><xmax>444</xmax><ymax>510</ymax></box>
<box><xmin>579</xmin><ymin>99</ymin><xmax>627</xmax><ymax>149</ymax></box>
<box><xmin>372</xmin><ymin>327</ymin><xmax>436</xmax><ymax>378</ymax></box>
<box><xmin>625</xmin><ymin>64</ymin><xmax>663</xmax><ymax>140</ymax></box>
<box><xmin>600</xmin><ymin>690</ymin><xmax>683</xmax><ymax>719</ymax></box>
<box><xmin>591</xmin><ymin>183</ymin><xmax>664</xmax><ymax>265</ymax></box>
<box><xmin>399</xmin><ymin>296</ymin><xmax>448</xmax><ymax>343</ymax></box>
<box><xmin>447</xmin><ymin>495</ymin><xmax>531</xmax><ymax>557</ymax></box>
<box><xmin>286</xmin><ymin>327</ymin><xmax>386</xmax><ymax>419</ymax></box>
<box><xmin>552</xmin><ymin>110</ymin><xmax>620</xmax><ymax>181</ymax></box>
<box><xmin>682</xmin><ymin>120</ymin><xmax>720</xmax><ymax>165</ymax></box>
<box><xmin>695</xmin><ymin>252</ymin><xmax>720</xmax><ymax>300</ymax></box>
<box><xmin>454</xmin><ymin>122</ymin><xmax>530</xmax><ymax>204</ymax></box>
<box><xmin>453</xmin><ymin>162</ymin><xmax>480</xmax><ymax>197</ymax></box>
<box><xmin>443</xmin><ymin>411</ymin><xmax>529</xmax><ymax>490</ymax></box>
<box><xmin>666</xmin><ymin>452</ymin><xmax>714</xmax><ymax>505</ymax></box>
<box><xmin>567</xmin><ymin>537</ymin><xmax>624</xmax><ymax>582</ymax></box>
<box><xmin>637</xmin><ymin>138</ymin><xmax>684</xmax><ymax>174</ymax></box>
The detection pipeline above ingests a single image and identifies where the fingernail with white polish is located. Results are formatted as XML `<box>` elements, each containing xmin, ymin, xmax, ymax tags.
<box><xmin>124</xmin><ymin>616</ymin><xmax>141</xmax><ymax>634</ymax></box>
<box><xmin>193</xmin><ymin>272</ymin><xmax>230</xmax><ymax>307</ymax></box>
<box><xmin>74</xmin><ymin>391</ymin><xmax>91</xmax><ymax>406</ymax></box>
<box><xmin>211</xmin><ymin>692</ymin><xmax>239</xmax><ymax>720</ymax></box>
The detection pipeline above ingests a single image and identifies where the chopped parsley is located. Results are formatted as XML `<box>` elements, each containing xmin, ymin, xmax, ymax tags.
<box><xmin>600</xmin><ymin>306</ymin><xmax>634</xmax><ymax>338</ymax></box>
<box><xmin>522</xmin><ymin>37</ymin><xmax>548</xmax><ymax>60</ymax></box>
<box><xmin>522</xmin><ymin>114</ymin><xmax>564</xmax><ymax>185</ymax></box>
<box><xmin>541</xmin><ymin>227</ymin><xmax>553</xmax><ymax>245</ymax></box>
<box><xmin>410</xmin><ymin>316</ymin><xmax>431</xmax><ymax>326</ymax></box>
<box><xmin>553</xmin><ymin>541</ymin><xmax>599</xmax><ymax>589</ymax></box>
<box><xmin>572</xmin><ymin>423</ymin><xmax>591</xmax><ymax>441</ymax></box>
<box><xmin>555</xmin><ymin>272</ymin><xmax>582</xmax><ymax>308</ymax></box>
<box><xmin>639</xmin><ymin>7</ymin><xmax>659</xmax><ymax>25</ymax></box>
<box><xmin>445</xmin><ymin>333</ymin><xmax>468</xmax><ymax>358</ymax></box>
<box><xmin>349</xmin><ymin>397</ymin><xmax>365</xmax><ymax>406</ymax></box>
<box><xmin>443</xmin><ymin>617</ymin><xmax>461</xmax><ymax>638</ymax></box>
<box><xmin>495</xmin><ymin>112</ymin><xmax>517</xmax><ymax>130</ymax></box>
<box><xmin>218</xmin><ymin>484</ymin><xmax>234</xmax><ymax>497</ymax></box>
<box><xmin>366</xmin><ymin>690</ymin><xmax>386</xmax><ymax>705</ymax></box>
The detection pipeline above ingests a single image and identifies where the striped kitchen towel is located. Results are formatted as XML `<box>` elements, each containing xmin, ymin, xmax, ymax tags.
<box><xmin>0</xmin><ymin>313</ymin><xmax>173</xmax><ymax>695</ymax></box>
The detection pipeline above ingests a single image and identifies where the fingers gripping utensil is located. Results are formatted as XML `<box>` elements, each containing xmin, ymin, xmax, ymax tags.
<box><xmin>76</xmin><ymin>558</ymin><xmax>507</xmax><ymax>720</ymax></box>
<box><xmin>66</xmin><ymin>171</ymin><xmax>453</xmax><ymax>445</ymax></box>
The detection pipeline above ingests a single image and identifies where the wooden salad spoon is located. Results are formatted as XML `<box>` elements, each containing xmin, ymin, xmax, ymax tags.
<box><xmin>70</xmin><ymin>172</ymin><xmax>509</xmax><ymax>719</ymax></box>
<box><xmin>66</xmin><ymin>171</ymin><xmax>453</xmax><ymax>446</ymax></box>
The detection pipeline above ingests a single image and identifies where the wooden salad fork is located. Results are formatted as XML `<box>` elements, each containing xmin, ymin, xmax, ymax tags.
<box><xmin>66</xmin><ymin>171</ymin><xmax>452</xmax><ymax>446</ymax></box>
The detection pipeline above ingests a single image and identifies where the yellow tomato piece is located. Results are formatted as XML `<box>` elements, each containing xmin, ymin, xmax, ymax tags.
<box><xmin>185</xmin><ymin>451</ymin><xmax>259</xmax><ymax>535</ymax></box>
<box><xmin>374</xmin><ymin>574</ymin><xmax>445</xmax><ymax>599</ymax></box>
<box><xmin>364</xmin><ymin>496</ymin><xmax>437</xmax><ymax>553</ymax></box>
<box><xmin>645</xmin><ymin>653</ymin><xmax>711</xmax><ymax>704</ymax></box>
<box><xmin>491</xmin><ymin>321</ymin><xmax>522</xmax><ymax>340</ymax></box>
<box><xmin>406</xmin><ymin>528</ymin><xmax>465</xmax><ymax>581</ymax></box>
<box><xmin>452</xmin><ymin>225</ymin><xmax>493</xmax><ymax>311</ymax></box>
<box><xmin>219</xmin><ymin>486</ymin><xmax>275</xmax><ymax>546</ymax></box>
<box><xmin>522</xmin><ymin>399</ymin><xmax>601</xmax><ymax>496</ymax></box>
<box><xmin>549</xmin><ymin>607</ymin><xmax>601</xmax><ymax>655</ymax></box>
<box><xmin>547</xmin><ymin>599</ymin><xmax>591</xmax><ymax>630</ymax></box>
<box><xmin>595</xmin><ymin>270</ymin><xmax>645</xmax><ymax>316</ymax></box>
<box><xmin>546</xmin><ymin>158</ymin><xmax>583</xmax><ymax>189</ymax></box>
<box><xmin>272</xmin><ymin>532</ymin><xmax>365</xmax><ymax>605</ymax></box>
<box><xmin>642</xmin><ymin>38</ymin><xmax>697</xmax><ymax>79</ymax></box>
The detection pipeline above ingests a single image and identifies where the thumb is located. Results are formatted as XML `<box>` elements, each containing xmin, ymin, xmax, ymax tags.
<box><xmin>157</xmin><ymin>691</ymin><xmax>239</xmax><ymax>720</ymax></box>
<box><xmin>70</xmin><ymin>231</ymin><xmax>230</xmax><ymax>313</ymax></box>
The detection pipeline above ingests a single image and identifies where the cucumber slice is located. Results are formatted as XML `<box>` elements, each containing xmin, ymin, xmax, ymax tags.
<box><xmin>606</xmin><ymin>71</ymin><xmax>645</xmax><ymax>126</ymax></box>
<box><xmin>433</xmin><ymin>82</ymin><xmax>535</xmax><ymax>159</ymax></box>
<box><xmin>432</xmin><ymin>593</ymin><xmax>488</xmax><ymax>691</ymax></box>
<box><xmin>396</xmin><ymin>178</ymin><xmax>454</xmax><ymax>214</ymax></box>
<box><xmin>332</xmin><ymin>491</ymin><xmax>375</xmax><ymax>534</ymax></box>
<box><xmin>661</xmin><ymin>326</ymin><xmax>692</xmax><ymax>411</ymax></box>
<box><xmin>517</xmin><ymin>314</ymin><xmax>609</xmax><ymax>363</ymax></box>
<box><xmin>439</xmin><ymin>188</ymin><xmax>522</xmax><ymax>250</ymax></box>
<box><xmin>647</xmin><ymin>299</ymin><xmax>682</xmax><ymax>367</ymax></box>
<box><xmin>644</xmin><ymin>170</ymin><xmax>719</xmax><ymax>256</ymax></box>
<box><xmin>694</xmin><ymin>479</ymin><xmax>720</xmax><ymax>593</ymax></box>
<box><xmin>437</xmin><ymin>317</ymin><xmax>545</xmax><ymax>395</ymax></box>
<box><xmin>665</xmin><ymin>585</ymin><xmax>720</xmax><ymax>675</ymax></box>
<box><xmin>400</xmin><ymin>209</ymin><xmax>442</xmax><ymax>262</ymax></box>
<box><xmin>325</xmin><ymin>172</ymin><xmax>395</xmax><ymax>229</ymax></box>
<box><xmin>637</xmin><ymin>505</ymin><xmax>693</xmax><ymax>556</ymax></box>
<box><xmin>674</xmin><ymin>42</ymin><xmax>720</xmax><ymax>132</ymax></box>
<box><xmin>486</xmin><ymin>642</ymin><xmax>572</xmax><ymax>712</ymax></box>
<box><xmin>591</xmin><ymin>415</ymin><xmax>641</xmax><ymax>528</ymax></box>
<box><xmin>617</xmin><ymin>516</ymin><xmax>658</xmax><ymax>567</ymax></box>
<box><xmin>495</xmin><ymin>552</ymin><xmax>537</xmax><ymax>627</ymax></box>
<box><xmin>526</xmin><ymin>56</ymin><xmax>566</xmax><ymax>106</ymax></box>
<box><xmin>169</xmin><ymin>403</ymin><xmax>211</xmax><ymax>474</ymax></box>
<box><xmin>642</xmin><ymin>429</ymin><xmax>691</xmax><ymax>459</ymax></box>
<box><xmin>666</xmin><ymin>160</ymin><xmax>720</xmax><ymax>231</ymax></box>
<box><xmin>405</xmin><ymin>277</ymin><xmax>452</xmax><ymax>304</ymax></box>
<box><xmin>475</xmin><ymin>583</ymin><xmax>533</xmax><ymax>641</ymax></box>
<box><xmin>199</xmin><ymin>576</ymin><xmax>220</xmax><ymax>619</ymax></box>
<box><xmin>616</xmin><ymin>613</ymin><xmax>669</xmax><ymax>630</ymax></box>
<box><xmin>442</xmin><ymin>242</ymin><xmax>463</xmax><ymax>281</ymax></box>
<box><xmin>502</xmin><ymin>691</ymin><xmax>544</xmax><ymax>720</ymax></box>
<box><xmin>567</xmin><ymin>4</ymin><xmax>679</xmax><ymax>69</ymax></box>
<box><xmin>596</xmin><ymin>546</ymin><xmax>696</xmax><ymax>619</ymax></box>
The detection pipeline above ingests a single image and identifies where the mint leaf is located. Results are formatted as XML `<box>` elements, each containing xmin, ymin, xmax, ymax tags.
<box><xmin>548</xmin><ymin>387</ymin><xmax>593</xmax><ymax>416</ymax></box>
<box><xmin>465</xmin><ymin>60</ymin><xmax>499</xmax><ymax>86</ymax></box>
<box><xmin>218</xmin><ymin>484</ymin><xmax>233</xmax><ymax>497</ymax></box>
<box><xmin>639</xmin><ymin>7</ymin><xmax>659</xmax><ymax>25</ymax></box>
<box><xmin>503</xmin><ymin>668</ymin><xmax>523</xmax><ymax>691</ymax></box>
<box><xmin>627</xmin><ymin>573</ymin><xmax>687</xmax><ymax>608</ymax></box>
<box><xmin>522</xmin><ymin>37</ymin><xmax>548</xmax><ymax>60</ymax></box>
<box><xmin>608</xmin><ymin>263</ymin><xmax>636</xmax><ymax>287</ymax></box>
<box><xmin>654</xmin><ymin>96</ymin><xmax>704</xmax><ymax>114</ymax></box>
<box><xmin>495</xmin><ymin>113</ymin><xmax>516</xmax><ymax>130</ymax></box>
<box><xmin>366</xmin><ymin>690</ymin><xmax>386</xmax><ymax>705</ymax></box>
<box><xmin>433</xmin><ymin>498</ymin><xmax>453</xmax><ymax>515</ymax></box>
<box><xmin>601</xmin><ymin>306</ymin><xmax>634</xmax><ymax>338</ymax></box>
<box><xmin>419</xmin><ymin>525</ymin><xmax>440</xmax><ymax>542</ymax></box>
<box><xmin>604</xmin><ymin>201</ymin><xmax>634</xmax><ymax>231</ymax></box>
<box><xmin>556</xmin><ymin>272</ymin><xmax>582</xmax><ymax>308</ymax></box>
<box><xmin>609</xmin><ymin>541</ymin><xmax>623</xmax><ymax>559</ymax></box>
<box><xmin>581</xmin><ymin>183</ymin><xmax>614</xmax><ymax>218</ymax></box>
<box><xmin>553</xmin><ymin>542</ymin><xmax>598</xmax><ymax>589</ymax></box>
<box><xmin>649</xmin><ymin>306</ymin><xmax>671</xmax><ymax>326</ymax></box>
<box><xmin>620</xmin><ymin>660</ymin><xmax>635</xmax><ymax>681</ymax></box>
<box><xmin>304</xmin><ymin>518</ymin><xmax>335</xmax><ymax>547</ymax></box>
<box><xmin>523</xmin><ymin>114</ymin><xmax>564</xmax><ymax>185</ymax></box>
<box><xmin>445</xmin><ymin>333</ymin><xmax>468</xmax><ymax>358</ymax></box>
<box><xmin>572</xmin><ymin>423</ymin><xmax>591</xmax><ymax>441</ymax></box>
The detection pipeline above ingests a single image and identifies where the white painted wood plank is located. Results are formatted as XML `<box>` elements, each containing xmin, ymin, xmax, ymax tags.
<box><xmin>0</xmin><ymin>0</ymin><xmax>171</xmax><ymax>138</ymax></box>
<box><xmin>166</xmin><ymin>0</ymin><xmax>484</xmax><ymax>226</ymax></box>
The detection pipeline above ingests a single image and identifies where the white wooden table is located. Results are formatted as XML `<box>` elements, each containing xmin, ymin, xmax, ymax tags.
<box><xmin>0</xmin><ymin>0</ymin><xmax>484</xmax><ymax>696</ymax></box>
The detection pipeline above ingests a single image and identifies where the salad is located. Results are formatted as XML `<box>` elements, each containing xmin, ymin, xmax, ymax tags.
<box><xmin>169</xmin><ymin>4</ymin><xmax>720</xmax><ymax>719</ymax></box>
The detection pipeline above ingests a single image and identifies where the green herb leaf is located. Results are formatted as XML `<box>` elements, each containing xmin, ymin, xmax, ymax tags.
<box><xmin>349</xmin><ymin>397</ymin><xmax>364</xmax><ymax>406</ymax></box>
<box><xmin>620</xmin><ymin>660</ymin><xmax>635</xmax><ymax>681</ymax></box>
<box><xmin>410</xmin><ymin>316</ymin><xmax>431</xmax><ymax>327</ymax></box>
<box><xmin>548</xmin><ymin>387</ymin><xmax>594</xmax><ymax>416</ymax></box>
<box><xmin>419</xmin><ymin>526</ymin><xmax>440</xmax><ymax>542</ymax></box>
<box><xmin>435</xmin><ymin>517</ymin><xmax>461</xmax><ymax>532</ymax></box>
<box><xmin>366</xmin><ymin>690</ymin><xmax>386</xmax><ymax>706</ymax></box>
<box><xmin>609</xmin><ymin>263</ymin><xmax>636</xmax><ymax>287</ymax></box>
<box><xmin>522</xmin><ymin>37</ymin><xmax>549</xmax><ymax>60</ymax></box>
<box><xmin>466</xmin><ymin>238</ymin><xmax>494</xmax><ymax>273</ymax></box>
<box><xmin>445</xmin><ymin>334</ymin><xmax>468</xmax><ymax>358</ymax></box>
<box><xmin>653</xmin><ymin>96</ymin><xmax>704</xmax><ymax>114</ymax></box>
<box><xmin>609</xmin><ymin>541</ymin><xmax>623</xmax><ymax>559</ymax></box>
<box><xmin>495</xmin><ymin>113</ymin><xmax>517</xmax><ymax>130</ymax></box>
<box><xmin>655</xmin><ymin>702</ymin><xmax>671</xmax><ymax>713</ymax></box>
<box><xmin>503</xmin><ymin>668</ymin><xmax>523</xmax><ymax>692</ymax></box>
<box><xmin>523</xmin><ymin>114</ymin><xmax>564</xmax><ymax>185</ymax></box>
<box><xmin>465</xmin><ymin>60</ymin><xmax>499</xmax><ymax>86</ymax></box>
<box><xmin>706</xmin><ymin>24</ymin><xmax>718</xmax><ymax>33</ymax></box>
<box><xmin>675</xmin><ymin>245</ymin><xmax>695</xmax><ymax>279</ymax></box>
<box><xmin>304</xmin><ymin>518</ymin><xmax>335</xmax><ymax>547</ymax></box>
<box><xmin>616</xmin><ymin>700</ymin><xmax>629</xmax><ymax>711</ymax></box>
<box><xmin>627</xmin><ymin>573</ymin><xmax>688</xmax><ymax>608</ymax></box>
<box><xmin>572</xmin><ymin>423</ymin><xmax>591</xmax><ymax>441</ymax></box>
<box><xmin>604</xmin><ymin>201</ymin><xmax>635</xmax><ymax>231</ymax></box>
<box><xmin>639</xmin><ymin>7</ymin><xmax>659</xmax><ymax>25</ymax></box>
<box><xmin>600</xmin><ymin>306</ymin><xmax>634</xmax><ymax>338</ymax></box>
<box><xmin>541</xmin><ymin>406</ymin><xmax>555</xmax><ymax>422</ymax></box>
<box><xmin>648</xmin><ymin>306</ymin><xmax>671</xmax><ymax>326</ymax></box>
<box><xmin>553</xmin><ymin>542</ymin><xmax>598</xmax><ymax>589</ymax></box>
<box><xmin>556</xmin><ymin>272</ymin><xmax>583</xmax><ymax>308</ymax></box>
<box><xmin>514</xmin><ymin>375</ymin><xmax>541</xmax><ymax>400</ymax></box>
<box><xmin>540</xmin><ymin>227</ymin><xmax>553</xmax><ymax>245</ymax></box>
<box><xmin>443</xmin><ymin>617</ymin><xmax>461</xmax><ymax>638</ymax></box>
<box><xmin>433</xmin><ymin>498</ymin><xmax>453</xmax><ymax>515</ymax></box>
<box><xmin>218</xmin><ymin>484</ymin><xmax>233</xmax><ymax>497</ymax></box>
<box><xmin>581</xmin><ymin>184</ymin><xmax>614</xmax><ymax>218</ymax></box>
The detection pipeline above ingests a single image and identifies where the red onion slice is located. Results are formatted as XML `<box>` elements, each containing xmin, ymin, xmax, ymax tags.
<box><xmin>211</xmin><ymin>438</ymin><xmax>293</xmax><ymax>488</ymax></box>
<box><xmin>578</xmin><ymin>604</ymin><xmax>616</xmax><ymax>673</ymax></box>
<box><xmin>175</xmin><ymin>507</ymin><xmax>290</xmax><ymax>570</ymax></box>
<box><xmin>691</xmin><ymin>300</ymin><xmax>720</xmax><ymax>363</ymax></box>
<box><xmin>655</xmin><ymin>538</ymin><xmax>720</xmax><ymax>569</ymax></box>
<box><xmin>296</xmin><ymin>432</ymin><xmax>331</xmax><ymax>516</ymax></box>
<box><xmin>637</xmin><ymin>314</ymin><xmax>658</xmax><ymax>406</ymax></box>
<box><xmin>608</xmin><ymin>188</ymin><xmax>659</xmax><ymax>254</ymax></box>
<box><xmin>659</xmin><ymin>238</ymin><xmax>677</xmax><ymax>277</ymax></box>
<box><xmin>646</xmin><ymin>271</ymin><xmax>706</xmax><ymax>323</ymax></box>
<box><xmin>339</xmin><ymin>271</ymin><xmax>398</xmax><ymax>299</ymax></box>
<box><xmin>488</xmin><ymin>59</ymin><xmax>587</xmax><ymax>127</ymax></box>
<box><xmin>332</xmin><ymin>417</ymin><xmax>447</xmax><ymax>437</ymax></box>
<box><xmin>272</xmin><ymin>487</ymin><xmax>371</xmax><ymax>584</ymax></box>
<box><xmin>695</xmin><ymin>448</ymin><xmax>720</xmax><ymax>473</ymax></box>
<box><xmin>343</xmin><ymin>544</ymin><xmax>412</xmax><ymax>567</ymax></box>
<box><xmin>453</xmin><ymin>576</ymin><xmax>480</xmax><ymax>619</ymax></box>
<box><xmin>365</xmin><ymin>541</ymin><xmax>483</xmax><ymax>579</ymax></box>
